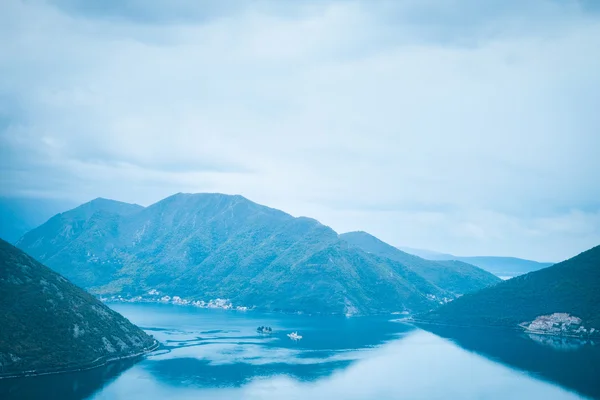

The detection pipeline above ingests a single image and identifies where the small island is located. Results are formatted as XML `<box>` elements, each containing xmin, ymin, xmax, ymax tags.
<box><xmin>257</xmin><ymin>326</ymin><xmax>273</xmax><ymax>334</ymax></box>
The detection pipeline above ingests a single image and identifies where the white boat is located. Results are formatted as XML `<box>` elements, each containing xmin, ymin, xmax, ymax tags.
<box><xmin>287</xmin><ymin>332</ymin><xmax>302</xmax><ymax>341</ymax></box>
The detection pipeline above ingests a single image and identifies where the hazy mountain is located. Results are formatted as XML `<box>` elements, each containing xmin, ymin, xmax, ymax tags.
<box><xmin>400</xmin><ymin>247</ymin><xmax>554</xmax><ymax>277</ymax></box>
<box><xmin>16</xmin><ymin>193</ymin><xmax>464</xmax><ymax>316</ymax></box>
<box><xmin>0</xmin><ymin>197</ymin><xmax>77</xmax><ymax>243</ymax></box>
<box><xmin>0</xmin><ymin>239</ymin><xmax>156</xmax><ymax>377</ymax></box>
<box><xmin>454</xmin><ymin>256</ymin><xmax>554</xmax><ymax>277</ymax></box>
<box><xmin>339</xmin><ymin>231</ymin><xmax>500</xmax><ymax>295</ymax></box>
<box><xmin>400</xmin><ymin>247</ymin><xmax>455</xmax><ymax>260</ymax></box>
<box><xmin>418</xmin><ymin>244</ymin><xmax>600</xmax><ymax>333</ymax></box>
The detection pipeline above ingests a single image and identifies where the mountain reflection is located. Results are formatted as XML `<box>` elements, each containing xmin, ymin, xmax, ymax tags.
<box><xmin>146</xmin><ymin>357</ymin><xmax>354</xmax><ymax>387</ymax></box>
<box><xmin>0</xmin><ymin>356</ymin><xmax>142</xmax><ymax>400</ymax></box>
<box><xmin>527</xmin><ymin>333</ymin><xmax>596</xmax><ymax>352</ymax></box>
<box><xmin>418</xmin><ymin>324</ymin><xmax>600</xmax><ymax>400</ymax></box>
<box><xmin>141</xmin><ymin>314</ymin><xmax>417</xmax><ymax>389</ymax></box>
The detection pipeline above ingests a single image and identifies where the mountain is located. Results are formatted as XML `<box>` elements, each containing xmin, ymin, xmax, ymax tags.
<box><xmin>0</xmin><ymin>239</ymin><xmax>156</xmax><ymax>377</ymax></box>
<box><xmin>15</xmin><ymin>193</ymin><xmax>474</xmax><ymax>316</ymax></box>
<box><xmin>0</xmin><ymin>197</ymin><xmax>77</xmax><ymax>243</ymax></box>
<box><xmin>454</xmin><ymin>256</ymin><xmax>554</xmax><ymax>277</ymax></box>
<box><xmin>339</xmin><ymin>232</ymin><xmax>501</xmax><ymax>295</ymax></box>
<box><xmin>400</xmin><ymin>247</ymin><xmax>554</xmax><ymax>277</ymax></box>
<box><xmin>400</xmin><ymin>247</ymin><xmax>455</xmax><ymax>260</ymax></box>
<box><xmin>417</xmin><ymin>244</ymin><xmax>600</xmax><ymax>335</ymax></box>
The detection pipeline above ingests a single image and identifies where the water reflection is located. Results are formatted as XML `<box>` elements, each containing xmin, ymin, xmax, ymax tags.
<box><xmin>146</xmin><ymin>357</ymin><xmax>354</xmax><ymax>387</ymax></box>
<box><xmin>527</xmin><ymin>333</ymin><xmax>596</xmax><ymax>351</ymax></box>
<box><xmin>1</xmin><ymin>304</ymin><xmax>595</xmax><ymax>400</ymax></box>
<box><xmin>0</xmin><ymin>356</ymin><xmax>141</xmax><ymax>400</ymax></box>
<box><xmin>418</xmin><ymin>323</ymin><xmax>600</xmax><ymax>400</ymax></box>
<box><xmin>93</xmin><ymin>328</ymin><xmax>581</xmax><ymax>400</ymax></box>
<box><xmin>129</xmin><ymin>304</ymin><xmax>417</xmax><ymax>388</ymax></box>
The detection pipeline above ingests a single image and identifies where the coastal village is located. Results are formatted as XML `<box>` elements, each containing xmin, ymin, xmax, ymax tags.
<box><xmin>521</xmin><ymin>313</ymin><xmax>598</xmax><ymax>338</ymax></box>
<box><xmin>99</xmin><ymin>290</ymin><xmax>250</xmax><ymax>311</ymax></box>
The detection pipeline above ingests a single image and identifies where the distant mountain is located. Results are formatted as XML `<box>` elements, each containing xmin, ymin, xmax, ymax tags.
<box><xmin>15</xmin><ymin>193</ymin><xmax>481</xmax><ymax>316</ymax></box>
<box><xmin>453</xmin><ymin>256</ymin><xmax>554</xmax><ymax>277</ymax></box>
<box><xmin>0</xmin><ymin>197</ymin><xmax>77</xmax><ymax>243</ymax></box>
<box><xmin>0</xmin><ymin>239</ymin><xmax>156</xmax><ymax>377</ymax></box>
<box><xmin>340</xmin><ymin>232</ymin><xmax>500</xmax><ymax>295</ymax></box>
<box><xmin>417</xmin><ymin>244</ymin><xmax>600</xmax><ymax>335</ymax></box>
<box><xmin>399</xmin><ymin>247</ymin><xmax>554</xmax><ymax>277</ymax></box>
<box><xmin>400</xmin><ymin>247</ymin><xmax>455</xmax><ymax>260</ymax></box>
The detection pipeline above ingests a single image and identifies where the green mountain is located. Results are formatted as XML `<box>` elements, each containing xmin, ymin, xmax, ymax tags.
<box><xmin>14</xmin><ymin>193</ymin><xmax>486</xmax><ymax>316</ymax></box>
<box><xmin>417</xmin><ymin>244</ymin><xmax>600</xmax><ymax>335</ymax></box>
<box><xmin>14</xmin><ymin>197</ymin><xmax>145</xmax><ymax>288</ymax></box>
<box><xmin>400</xmin><ymin>247</ymin><xmax>554</xmax><ymax>277</ymax></box>
<box><xmin>0</xmin><ymin>239</ymin><xmax>156</xmax><ymax>377</ymax></box>
<box><xmin>0</xmin><ymin>197</ymin><xmax>76</xmax><ymax>243</ymax></box>
<box><xmin>340</xmin><ymin>231</ymin><xmax>501</xmax><ymax>295</ymax></box>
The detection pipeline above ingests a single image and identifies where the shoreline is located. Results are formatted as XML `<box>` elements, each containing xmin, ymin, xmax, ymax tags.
<box><xmin>106</xmin><ymin>299</ymin><xmax>416</xmax><ymax>318</ymax></box>
<box><xmin>0</xmin><ymin>340</ymin><xmax>160</xmax><ymax>380</ymax></box>
<box><xmin>408</xmin><ymin>318</ymin><xmax>599</xmax><ymax>340</ymax></box>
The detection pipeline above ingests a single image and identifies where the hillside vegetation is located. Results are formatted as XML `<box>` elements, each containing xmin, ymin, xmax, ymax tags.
<box><xmin>16</xmin><ymin>193</ymin><xmax>497</xmax><ymax>316</ymax></box>
<box><xmin>0</xmin><ymin>239</ymin><xmax>156</xmax><ymax>376</ymax></box>
<box><xmin>418</xmin><ymin>244</ymin><xmax>600</xmax><ymax>332</ymax></box>
<box><xmin>340</xmin><ymin>231</ymin><xmax>500</xmax><ymax>295</ymax></box>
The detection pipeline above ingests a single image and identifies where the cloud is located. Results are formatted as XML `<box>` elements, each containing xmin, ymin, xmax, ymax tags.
<box><xmin>1</xmin><ymin>0</ymin><xmax>599</xmax><ymax>260</ymax></box>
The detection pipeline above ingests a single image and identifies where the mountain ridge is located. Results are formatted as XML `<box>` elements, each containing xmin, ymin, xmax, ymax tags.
<box><xmin>339</xmin><ymin>231</ymin><xmax>501</xmax><ymax>295</ymax></box>
<box><xmin>399</xmin><ymin>246</ymin><xmax>554</xmax><ymax>276</ymax></box>
<box><xmin>15</xmin><ymin>193</ymin><xmax>499</xmax><ymax>316</ymax></box>
<box><xmin>417</xmin><ymin>244</ymin><xmax>600</xmax><ymax>335</ymax></box>
<box><xmin>0</xmin><ymin>197</ymin><xmax>77</xmax><ymax>244</ymax></box>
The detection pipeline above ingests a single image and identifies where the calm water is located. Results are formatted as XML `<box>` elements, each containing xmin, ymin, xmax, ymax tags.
<box><xmin>2</xmin><ymin>303</ymin><xmax>599</xmax><ymax>399</ymax></box>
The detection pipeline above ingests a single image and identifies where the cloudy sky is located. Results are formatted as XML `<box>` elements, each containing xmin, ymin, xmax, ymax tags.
<box><xmin>1</xmin><ymin>0</ymin><xmax>599</xmax><ymax>261</ymax></box>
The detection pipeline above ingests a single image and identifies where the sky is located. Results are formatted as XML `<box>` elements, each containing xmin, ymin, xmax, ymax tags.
<box><xmin>1</xmin><ymin>0</ymin><xmax>599</xmax><ymax>261</ymax></box>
